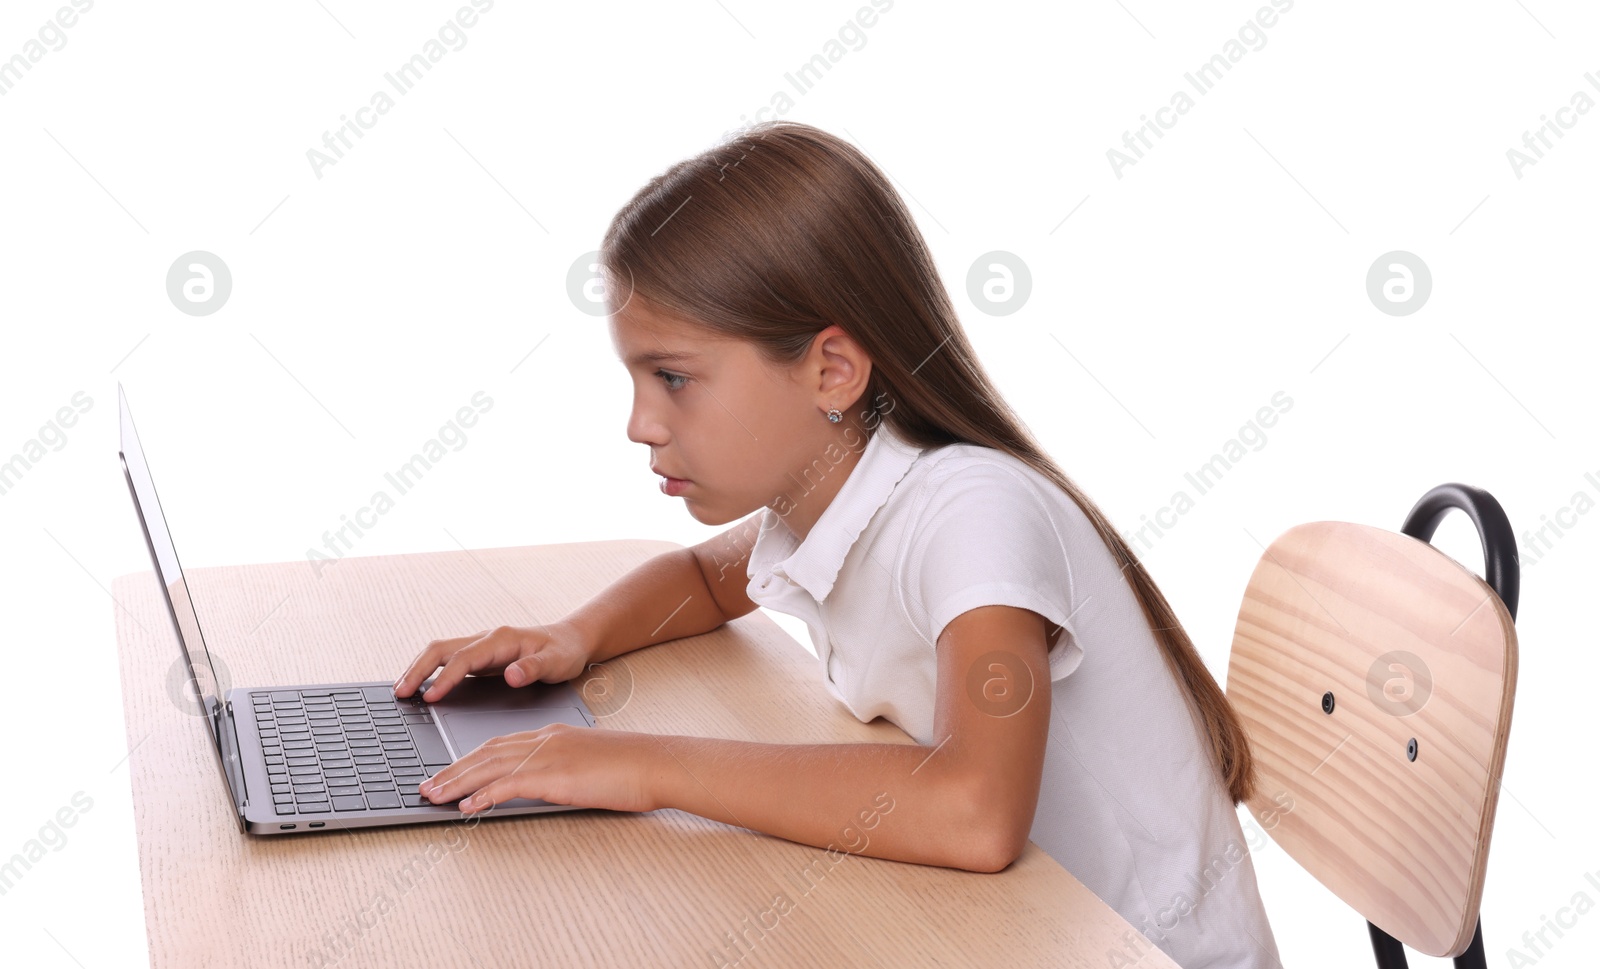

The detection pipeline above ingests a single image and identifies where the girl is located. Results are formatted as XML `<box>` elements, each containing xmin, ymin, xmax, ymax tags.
<box><xmin>394</xmin><ymin>121</ymin><xmax>1281</xmax><ymax>968</ymax></box>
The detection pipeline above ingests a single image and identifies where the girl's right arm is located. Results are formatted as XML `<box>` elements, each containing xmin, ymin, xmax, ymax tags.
<box><xmin>393</xmin><ymin>513</ymin><xmax>765</xmax><ymax>701</ymax></box>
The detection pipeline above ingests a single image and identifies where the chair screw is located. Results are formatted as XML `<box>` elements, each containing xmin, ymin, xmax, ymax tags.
<box><xmin>1321</xmin><ymin>691</ymin><xmax>1335</xmax><ymax>715</ymax></box>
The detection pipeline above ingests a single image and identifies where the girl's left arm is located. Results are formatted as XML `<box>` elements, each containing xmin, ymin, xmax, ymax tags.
<box><xmin>420</xmin><ymin>604</ymin><xmax>1053</xmax><ymax>873</ymax></box>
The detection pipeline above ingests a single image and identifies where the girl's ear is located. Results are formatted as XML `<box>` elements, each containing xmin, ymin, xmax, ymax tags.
<box><xmin>810</xmin><ymin>325</ymin><xmax>873</xmax><ymax>409</ymax></box>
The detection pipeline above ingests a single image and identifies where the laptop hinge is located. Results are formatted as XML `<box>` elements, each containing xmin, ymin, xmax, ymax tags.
<box><xmin>217</xmin><ymin>696</ymin><xmax>249</xmax><ymax>832</ymax></box>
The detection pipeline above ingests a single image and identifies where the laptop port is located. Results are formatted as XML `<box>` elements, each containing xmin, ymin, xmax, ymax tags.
<box><xmin>279</xmin><ymin>824</ymin><xmax>296</xmax><ymax>829</ymax></box>
<box><xmin>309</xmin><ymin>822</ymin><xmax>326</xmax><ymax>828</ymax></box>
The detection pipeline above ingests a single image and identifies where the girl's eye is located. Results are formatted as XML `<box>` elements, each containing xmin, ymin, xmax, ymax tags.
<box><xmin>654</xmin><ymin>369</ymin><xmax>689</xmax><ymax>392</ymax></box>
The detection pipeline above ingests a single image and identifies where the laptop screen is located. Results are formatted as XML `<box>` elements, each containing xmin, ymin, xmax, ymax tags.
<box><xmin>117</xmin><ymin>385</ymin><xmax>229</xmax><ymax>753</ymax></box>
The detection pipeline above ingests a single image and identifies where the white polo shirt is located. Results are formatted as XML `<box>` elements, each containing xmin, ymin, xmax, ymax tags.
<box><xmin>745</xmin><ymin>422</ymin><xmax>1282</xmax><ymax>969</ymax></box>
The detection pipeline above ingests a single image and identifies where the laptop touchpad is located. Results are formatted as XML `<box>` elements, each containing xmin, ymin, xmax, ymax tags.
<box><xmin>440</xmin><ymin>706</ymin><xmax>590</xmax><ymax>758</ymax></box>
<box><xmin>435</xmin><ymin>707</ymin><xmax>592</xmax><ymax>809</ymax></box>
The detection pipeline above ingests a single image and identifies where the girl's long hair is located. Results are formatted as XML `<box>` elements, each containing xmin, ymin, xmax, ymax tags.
<box><xmin>600</xmin><ymin>121</ymin><xmax>1256</xmax><ymax>804</ymax></box>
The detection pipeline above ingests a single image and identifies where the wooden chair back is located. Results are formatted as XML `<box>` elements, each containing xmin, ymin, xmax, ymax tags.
<box><xmin>1225</xmin><ymin>501</ymin><xmax>1517</xmax><ymax>959</ymax></box>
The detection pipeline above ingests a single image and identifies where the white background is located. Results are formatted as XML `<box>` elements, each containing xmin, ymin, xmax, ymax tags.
<box><xmin>1</xmin><ymin>1</ymin><xmax>1595</xmax><ymax>966</ymax></box>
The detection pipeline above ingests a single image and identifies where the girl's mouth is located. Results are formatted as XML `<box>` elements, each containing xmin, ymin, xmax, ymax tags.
<box><xmin>659</xmin><ymin>476</ymin><xmax>690</xmax><ymax>497</ymax></box>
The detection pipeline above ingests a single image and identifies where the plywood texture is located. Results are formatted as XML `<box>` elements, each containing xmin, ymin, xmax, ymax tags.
<box><xmin>1228</xmin><ymin>522</ymin><xmax>1516</xmax><ymax>957</ymax></box>
<box><xmin>113</xmin><ymin>539</ymin><xmax>1173</xmax><ymax>968</ymax></box>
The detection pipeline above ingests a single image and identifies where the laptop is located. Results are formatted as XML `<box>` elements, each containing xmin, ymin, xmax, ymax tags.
<box><xmin>117</xmin><ymin>384</ymin><xmax>598</xmax><ymax>835</ymax></box>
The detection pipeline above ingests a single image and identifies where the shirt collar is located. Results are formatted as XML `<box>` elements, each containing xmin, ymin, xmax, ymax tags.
<box><xmin>750</xmin><ymin>421</ymin><xmax>925</xmax><ymax>603</ymax></box>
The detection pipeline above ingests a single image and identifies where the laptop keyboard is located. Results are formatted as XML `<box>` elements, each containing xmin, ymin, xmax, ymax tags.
<box><xmin>252</xmin><ymin>686</ymin><xmax>454</xmax><ymax>817</ymax></box>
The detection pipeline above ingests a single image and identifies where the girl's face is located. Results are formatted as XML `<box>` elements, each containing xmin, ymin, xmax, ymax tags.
<box><xmin>608</xmin><ymin>298</ymin><xmax>870</xmax><ymax>532</ymax></box>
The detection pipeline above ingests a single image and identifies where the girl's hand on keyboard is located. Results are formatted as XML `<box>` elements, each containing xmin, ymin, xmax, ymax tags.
<box><xmin>393</xmin><ymin>621</ymin><xmax>590</xmax><ymax>702</ymax></box>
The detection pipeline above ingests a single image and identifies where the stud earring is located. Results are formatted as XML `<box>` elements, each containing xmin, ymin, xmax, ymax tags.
<box><xmin>826</xmin><ymin>407</ymin><xmax>842</xmax><ymax>423</ymax></box>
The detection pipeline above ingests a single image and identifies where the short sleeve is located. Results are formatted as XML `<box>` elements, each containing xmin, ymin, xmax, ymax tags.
<box><xmin>901</xmin><ymin>463</ymin><xmax>1085</xmax><ymax>683</ymax></box>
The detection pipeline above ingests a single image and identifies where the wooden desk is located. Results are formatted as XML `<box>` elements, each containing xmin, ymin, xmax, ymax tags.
<box><xmin>112</xmin><ymin>539</ymin><xmax>1177</xmax><ymax>968</ymax></box>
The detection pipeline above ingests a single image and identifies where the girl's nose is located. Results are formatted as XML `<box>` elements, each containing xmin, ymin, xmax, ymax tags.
<box><xmin>626</xmin><ymin>407</ymin><xmax>665</xmax><ymax>447</ymax></box>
